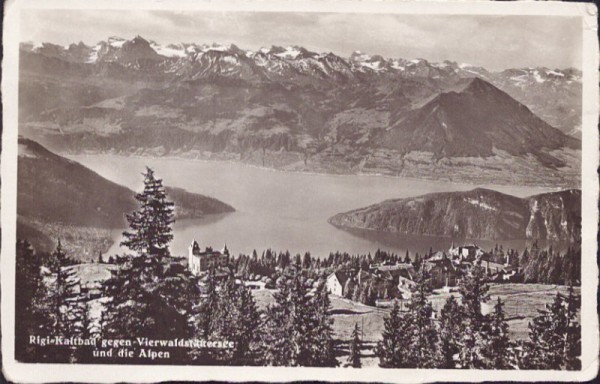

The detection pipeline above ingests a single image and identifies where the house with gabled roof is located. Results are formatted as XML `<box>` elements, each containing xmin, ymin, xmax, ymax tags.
<box><xmin>423</xmin><ymin>256</ymin><xmax>459</xmax><ymax>289</ymax></box>
<box><xmin>326</xmin><ymin>270</ymin><xmax>350</xmax><ymax>296</ymax></box>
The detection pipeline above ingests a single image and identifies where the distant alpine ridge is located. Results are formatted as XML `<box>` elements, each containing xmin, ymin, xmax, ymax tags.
<box><xmin>329</xmin><ymin>188</ymin><xmax>581</xmax><ymax>242</ymax></box>
<box><xmin>19</xmin><ymin>36</ymin><xmax>582</xmax><ymax>186</ymax></box>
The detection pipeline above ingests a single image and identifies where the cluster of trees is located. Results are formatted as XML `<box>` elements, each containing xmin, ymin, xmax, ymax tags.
<box><xmin>482</xmin><ymin>242</ymin><xmax>580</xmax><ymax>286</ymax></box>
<box><xmin>342</xmin><ymin>274</ymin><xmax>400</xmax><ymax>306</ymax></box>
<box><xmin>321</xmin><ymin>249</ymin><xmax>410</xmax><ymax>270</ymax></box>
<box><xmin>262</xmin><ymin>270</ymin><xmax>338</xmax><ymax>366</ymax></box>
<box><xmin>375</xmin><ymin>264</ymin><xmax>581</xmax><ymax>369</ymax></box>
<box><xmin>16</xmin><ymin>240</ymin><xmax>89</xmax><ymax>363</ymax></box>
<box><xmin>232</xmin><ymin>248</ymin><xmax>410</xmax><ymax>281</ymax></box>
<box><xmin>520</xmin><ymin>244</ymin><xmax>580</xmax><ymax>285</ymax></box>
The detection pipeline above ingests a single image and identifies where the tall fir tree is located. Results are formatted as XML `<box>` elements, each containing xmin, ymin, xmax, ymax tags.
<box><xmin>403</xmin><ymin>269</ymin><xmax>439</xmax><ymax>368</ymax></box>
<box><xmin>263</xmin><ymin>270</ymin><xmax>308</xmax><ymax>366</ymax></box>
<box><xmin>347</xmin><ymin>323</ymin><xmax>362</xmax><ymax>368</ymax></box>
<box><xmin>457</xmin><ymin>264</ymin><xmax>490</xmax><ymax>369</ymax></box>
<box><xmin>46</xmin><ymin>241</ymin><xmax>87</xmax><ymax>362</ymax></box>
<box><xmin>308</xmin><ymin>280</ymin><xmax>338</xmax><ymax>367</ymax></box>
<box><xmin>521</xmin><ymin>293</ymin><xmax>568</xmax><ymax>369</ymax></box>
<box><xmin>102</xmin><ymin>169</ymin><xmax>195</xmax><ymax>363</ymax></box>
<box><xmin>103</xmin><ymin>252</ymin><xmax>197</xmax><ymax>363</ymax></box>
<box><xmin>438</xmin><ymin>295</ymin><xmax>463</xmax><ymax>368</ymax></box>
<box><xmin>564</xmin><ymin>285</ymin><xmax>582</xmax><ymax>370</ymax></box>
<box><xmin>121</xmin><ymin>167</ymin><xmax>175</xmax><ymax>259</ymax></box>
<box><xmin>15</xmin><ymin>240</ymin><xmax>55</xmax><ymax>362</ymax></box>
<box><xmin>481</xmin><ymin>297</ymin><xmax>512</xmax><ymax>369</ymax></box>
<box><xmin>207</xmin><ymin>276</ymin><xmax>264</xmax><ymax>365</ymax></box>
<box><xmin>195</xmin><ymin>269</ymin><xmax>221</xmax><ymax>340</ymax></box>
<box><xmin>521</xmin><ymin>287</ymin><xmax>581</xmax><ymax>370</ymax></box>
<box><xmin>375</xmin><ymin>301</ymin><xmax>411</xmax><ymax>368</ymax></box>
<box><xmin>263</xmin><ymin>269</ymin><xmax>337</xmax><ymax>366</ymax></box>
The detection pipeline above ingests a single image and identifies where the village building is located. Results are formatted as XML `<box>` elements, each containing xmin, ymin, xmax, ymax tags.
<box><xmin>188</xmin><ymin>239</ymin><xmax>229</xmax><ymax>276</ymax></box>
<box><xmin>448</xmin><ymin>243</ymin><xmax>484</xmax><ymax>261</ymax></box>
<box><xmin>423</xmin><ymin>256</ymin><xmax>459</xmax><ymax>289</ymax></box>
<box><xmin>326</xmin><ymin>271</ymin><xmax>350</xmax><ymax>296</ymax></box>
<box><xmin>480</xmin><ymin>257</ymin><xmax>506</xmax><ymax>276</ymax></box>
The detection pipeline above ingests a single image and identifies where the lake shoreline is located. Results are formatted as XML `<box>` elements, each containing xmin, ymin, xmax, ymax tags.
<box><xmin>65</xmin><ymin>150</ymin><xmax>575</xmax><ymax>193</ymax></box>
<box><xmin>67</xmin><ymin>153</ymin><xmax>564</xmax><ymax>258</ymax></box>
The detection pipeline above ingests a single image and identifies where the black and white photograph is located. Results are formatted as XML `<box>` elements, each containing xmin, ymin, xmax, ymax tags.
<box><xmin>2</xmin><ymin>0</ymin><xmax>598</xmax><ymax>382</ymax></box>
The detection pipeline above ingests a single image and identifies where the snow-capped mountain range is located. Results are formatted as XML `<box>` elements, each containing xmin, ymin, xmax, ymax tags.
<box><xmin>18</xmin><ymin>36</ymin><xmax>582</xmax><ymax>186</ymax></box>
<box><xmin>21</xmin><ymin>35</ymin><xmax>581</xmax><ymax>83</ymax></box>
<box><xmin>20</xmin><ymin>35</ymin><xmax>582</xmax><ymax>137</ymax></box>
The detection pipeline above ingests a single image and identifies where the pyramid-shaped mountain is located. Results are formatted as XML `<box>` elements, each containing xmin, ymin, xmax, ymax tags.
<box><xmin>380</xmin><ymin>77</ymin><xmax>579</xmax><ymax>164</ymax></box>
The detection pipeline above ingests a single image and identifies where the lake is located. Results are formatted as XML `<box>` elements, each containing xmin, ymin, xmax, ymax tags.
<box><xmin>69</xmin><ymin>155</ymin><xmax>560</xmax><ymax>258</ymax></box>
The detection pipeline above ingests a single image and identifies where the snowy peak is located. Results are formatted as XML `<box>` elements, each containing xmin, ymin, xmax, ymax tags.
<box><xmin>21</xmin><ymin>36</ymin><xmax>582</xmax><ymax>85</ymax></box>
<box><xmin>500</xmin><ymin>67</ymin><xmax>581</xmax><ymax>86</ymax></box>
<box><xmin>269</xmin><ymin>46</ymin><xmax>304</xmax><ymax>60</ymax></box>
<box><xmin>107</xmin><ymin>36</ymin><xmax>126</xmax><ymax>48</ymax></box>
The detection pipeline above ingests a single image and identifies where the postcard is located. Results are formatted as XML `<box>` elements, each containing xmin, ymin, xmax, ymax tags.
<box><xmin>2</xmin><ymin>0</ymin><xmax>598</xmax><ymax>382</ymax></box>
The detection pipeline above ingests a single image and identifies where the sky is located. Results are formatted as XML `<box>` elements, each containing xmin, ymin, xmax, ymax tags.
<box><xmin>20</xmin><ymin>10</ymin><xmax>582</xmax><ymax>71</ymax></box>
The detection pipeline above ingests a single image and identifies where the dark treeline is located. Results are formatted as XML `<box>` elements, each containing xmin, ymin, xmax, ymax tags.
<box><xmin>234</xmin><ymin>248</ymin><xmax>406</xmax><ymax>279</ymax></box>
<box><xmin>230</xmin><ymin>243</ymin><xmax>580</xmax><ymax>287</ymax></box>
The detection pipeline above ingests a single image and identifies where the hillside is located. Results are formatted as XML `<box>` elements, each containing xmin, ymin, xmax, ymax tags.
<box><xmin>379</xmin><ymin>78</ymin><xmax>578</xmax><ymax>167</ymax></box>
<box><xmin>18</xmin><ymin>36</ymin><xmax>581</xmax><ymax>187</ymax></box>
<box><xmin>329</xmin><ymin>188</ymin><xmax>580</xmax><ymax>242</ymax></box>
<box><xmin>17</xmin><ymin>137</ymin><xmax>234</xmax><ymax>257</ymax></box>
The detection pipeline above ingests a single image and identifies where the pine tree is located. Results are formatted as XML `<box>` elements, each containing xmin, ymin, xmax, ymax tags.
<box><xmin>404</xmin><ymin>269</ymin><xmax>439</xmax><ymax>368</ymax></box>
<box><xmin>196</xmin><ymin>269</ymin><xmax>221</xmax><ymax>339</ymax></box>
<box><xmin>103</xmin><ymin>254</ymin><xmax>196</xmax><ymax>363</ymax></box>
<box><xmin>375</xmin><ymin>301</ymin><xmax>410</xmax><ymax>367</ymax></box>
<box><xmin>438</xmin><ymin>295</ymin><xmax>463</xmax><ymax>368</ymax></box>
<box><xmin>121</xmin><ymin>167</ymin><xmax>175</xmax><ymax>259</ymax></box>
<box><xmin>209</xmin><ymin>276</ymin><xmax>264</xmax><ymax>365</ymax></box>
<box><xmin>522</xmin><ymin>287</ymin><xmax>581</xmax><ymax>370</ymax></box>
<box><xmin>347</xmin><ymin>323</ymin><xmax>362</xmax><ymax>368</ymax></box>
<box><xmin>263</xmin><ymin>270</ymin><xmax>309</xmax><ymax>366</ymax></box>
<box><xmin>343</xmin><ymin>278</ymin><xmax>355</xmax><ymax>300</ymax></box>
<box><xmin>308</xmin><ymin>280</ymin><xmax>338</xmax><ymax>367</ymax></box>
<box><xmin>15</xmin><ymin>240</ymin><xmax>54</xmax><ymax>362</ymax></box>
<box><xmin>457</xmin><ymin>264</ymin><xmax>490</xmax><ymax>369</ymax></box>
<box><xmin>351</xmin><ymin>284</ymin><xmax>361</xmax><ymax>302</ymax></box>
<box><xmin>263</xmin><ymin>270</ymin><xmax>337</xmax><ymax>367</ymax></box>
<box><xmin>481</xmin><ymin>297</ymin><xmax>511</xmax><ymax>369</ymax></box>
<box><xmin>75</xmin><ymin>301</ymin><xmax>98</xmax><ymax>363</ymax></box>
<box><xmin>522</xmin><ymin>293</ymin><xmax>567</xmax><ymax>369</ymax></box>
<box><xmin>46</xmin><ymin>241</ymin><xmax>87</xmax><ymax>362</ymax></box>
<box><xmin>102</xmin><ymin>169</ymin><xmax>195</xmax><ymax>363</ymax></box>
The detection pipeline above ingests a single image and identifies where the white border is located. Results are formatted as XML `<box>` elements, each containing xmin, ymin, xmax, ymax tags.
<box><xmin>2</xmin><ymin>0</ymin><xmax>599</xmax><ymax>382</ymax></box>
